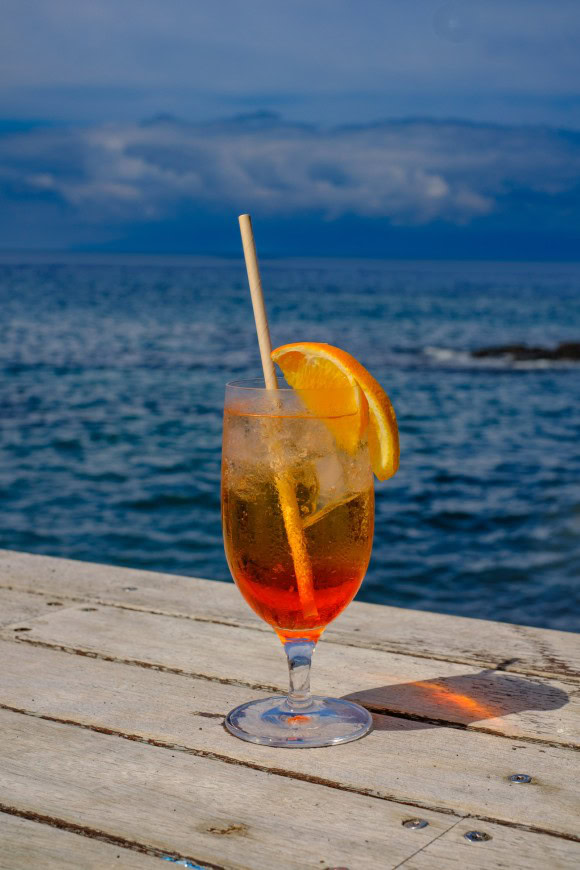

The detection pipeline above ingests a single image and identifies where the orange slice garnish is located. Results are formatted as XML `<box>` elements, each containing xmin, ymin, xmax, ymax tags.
<box><xmin>271</xmin><ymin>342</ymin><xmax>399</xmax><ymax>481</ymax></box>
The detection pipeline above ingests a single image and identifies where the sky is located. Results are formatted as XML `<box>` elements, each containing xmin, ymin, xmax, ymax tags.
<box><xmin>1</xmin><ymin>0</ymin><xmax>580</xmax><ymax>258</ymax></box>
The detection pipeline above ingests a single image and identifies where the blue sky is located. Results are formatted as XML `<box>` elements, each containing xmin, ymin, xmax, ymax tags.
<box><xmin>1</xmin><ymin>1</ymin><xmax>580</xmax><ymax>257</ymax></box>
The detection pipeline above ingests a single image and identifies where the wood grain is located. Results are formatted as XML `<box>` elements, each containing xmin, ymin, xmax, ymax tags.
<box><xmin>1</xmin><ymin>640</ymin><xmax>579</xmax><ymax>838</ymax></box>
<box><xmin>0</xmin><ymin>707</ymin><xmax>456</xmax><ymax>870</ymax></box>
<box><xmin>0</xmin><ymin>812</ymin><xmax>170</xmax><ymax>870</ymax></box>
<box><xmin>4</xmin><ymin>602</ymin><xmax>576</xmax><ymax>748</ymax></box>
<box><xmin>1</xmin><ymin>549</ymin><xmax>577</xmax><ymax>681</ymax></box>
<box><xmin>0</xmin><ymin>587</ymin><xmax>68</xmax><ymax>627</ymax></box>
<box><xmin>1</xmin><ymin>552</ymin><xmax>578</xmax><ymax>868</ymax></box>
<box><xmin>400</xmin><ymin>818</ymin><xmax>580</xmax><ymax>870</ymax></box>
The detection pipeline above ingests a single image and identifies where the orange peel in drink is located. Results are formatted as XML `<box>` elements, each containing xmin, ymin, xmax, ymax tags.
<box><xmin>271</xmin><ymin>342</ymin><xmax>399</xmax><ymax>481</ymax></box>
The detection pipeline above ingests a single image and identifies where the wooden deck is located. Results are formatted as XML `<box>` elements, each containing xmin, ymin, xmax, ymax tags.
<box><xmin>0</xmin><ymin>548</ymin><xmax>578</xmax><ymax>869</ymax></box>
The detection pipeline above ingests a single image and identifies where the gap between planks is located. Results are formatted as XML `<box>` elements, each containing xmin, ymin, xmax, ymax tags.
<box><xmin>4</xmin><ymin>632</ymin><xmax>578</xmax><ymax>752</ymax></box>
<box><xmin>0</xmin><ymin>804</ymin><xmax>225</xmax><ymax>870</ymax></box>
<box><xmin>395</xmin><ymin>818</ymin><xmax>580</xmax><ymax>870</ymax></box>
<box><xmin>0</xmin><ymin>699</ymin><xmax>466</xmax><ymax>819</ymax></box>
<box><xmin>1</xmin><ymin>549</ymin><xmax>578</xmax><ymax>683</ymax></box>
<box><xmin>2</xmin><ymin>701</ymin><xmax>579</xmax><ymax>846</ymax></box>
<box><xmin>0</xmin><ymin>707</ymin><xmax>468</xmax><ymax>870</ymax></box>
<box><xmin>1</xmin><ymin>579</ymin><xmax>578</xmax><ymax>684</ymax></box>
<box><xmin>5</xmin><ymin>634</ymin><xmax>283</xmax><ymax>693</ymax></box>
<box><xmin>12</xmin><ymin>582</ymin><xmax>576</xmax><ymax>683</ymax></box>
<box><xmin>2</xmin><ymin>639</ymin><xmax>578</xmax><ymax>843</ymax></box>
<box><xmin>4</xmin><ymin>601</ymin><xmax>578</xmax><ymax>752</ymax></box>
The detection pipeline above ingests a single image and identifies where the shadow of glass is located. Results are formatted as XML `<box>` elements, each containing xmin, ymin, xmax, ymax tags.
<box><xmin>343</xmin><ymin>669</ymin><xmax>569</xmax><ymax>732</ymax></box>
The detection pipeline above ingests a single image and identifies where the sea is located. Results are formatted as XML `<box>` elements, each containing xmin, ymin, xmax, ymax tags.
<box><xmin>1</xmin><ymin>254</ymin><xmax>579</xmax><ymax>632</ymax></box>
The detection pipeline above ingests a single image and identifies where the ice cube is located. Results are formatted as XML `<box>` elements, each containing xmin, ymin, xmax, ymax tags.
<box><xmin>315</xmin><ymin>453</ymin><xmax>346</xmax><ymax>506</ymax></box>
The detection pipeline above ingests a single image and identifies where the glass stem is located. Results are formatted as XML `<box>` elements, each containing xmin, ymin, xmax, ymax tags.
<box><xmin>284</xmin><ymin>639</ymin><xmax>316</xmax><ymax>711</ymax></box>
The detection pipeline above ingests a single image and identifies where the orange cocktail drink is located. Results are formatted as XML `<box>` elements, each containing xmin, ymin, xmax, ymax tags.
<box><xmin>222</xmin><ymin>338</ymin><xmax>399</xmax><ymax>748</ymax></box>
<box><xmin>222</xmin><ymin>384</ymin><xmax>374</xmax><ymax>642</ymax></box>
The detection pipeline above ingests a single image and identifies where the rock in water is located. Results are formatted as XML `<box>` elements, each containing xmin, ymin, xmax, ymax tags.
<box><xmin>472</xmin><ymin>342</ymin><xmax>580</xmax><ymax>361</ymax></box>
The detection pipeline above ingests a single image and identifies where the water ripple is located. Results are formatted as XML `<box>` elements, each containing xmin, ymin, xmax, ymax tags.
<box><xmin>1</xmin><ymin>257</ymin><xmax>579</xmax><ymax>631</ymax></box>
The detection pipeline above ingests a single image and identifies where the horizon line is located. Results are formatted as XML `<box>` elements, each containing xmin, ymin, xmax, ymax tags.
<box><xmin>1</xmin><ymin>249</ymin><xmax>580</xmax><ymax>267</ymax></box>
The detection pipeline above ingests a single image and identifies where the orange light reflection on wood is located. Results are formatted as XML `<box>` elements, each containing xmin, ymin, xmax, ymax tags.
<box><xmin>413</xmin><ymin>680</ymin><xmax>501</xmax><ymax>722</ymax></box>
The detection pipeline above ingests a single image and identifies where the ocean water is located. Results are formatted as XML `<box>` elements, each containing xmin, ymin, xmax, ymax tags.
<box><xmin>1</xmin><ymin>255</ymin><xmax>579</xmax><ymax>632</ymax></box>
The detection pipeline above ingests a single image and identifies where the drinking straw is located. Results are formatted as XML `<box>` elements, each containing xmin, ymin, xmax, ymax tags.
<box><xmin>238</xmin><ymin>214</ymin><xmax>318</xmax><ymax>621</ymax></box>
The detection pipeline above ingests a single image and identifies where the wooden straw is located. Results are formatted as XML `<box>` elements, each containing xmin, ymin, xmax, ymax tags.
<box><xmin>238</xmin><ymin>214</ymin><xmax>318</xmax><ymax>621</ymax></box>
<box><xmin>239</xmin><ymin>215</ymin><xmax>278</xmax><ymax>391</ymax></box>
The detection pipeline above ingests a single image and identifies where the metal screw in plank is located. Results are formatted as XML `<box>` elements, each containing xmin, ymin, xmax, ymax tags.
<box><xmin>509</xmin><ymin>773</ymin><xmax>532</xmax><ymax>783</ymax></box>
<box><xmin>402</xmin><ymin>818</ymin><xmax>429</xmax><ymax>829</ymax></box>
<box><xmin>464</xmin><ymin>830</ymin><xmax>492</xmax><ymax>842</ymax></box>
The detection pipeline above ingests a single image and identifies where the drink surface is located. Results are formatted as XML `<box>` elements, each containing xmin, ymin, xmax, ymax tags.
<box><xmin>222</xmin><ymin>407</ymin><xmax>374</xmax><ymax>641</ymax></box>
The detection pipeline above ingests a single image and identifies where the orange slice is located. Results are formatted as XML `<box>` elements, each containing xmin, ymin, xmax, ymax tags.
<box><xmin>271</xmin><ymin>342</ymin><xmax>399</xmax><ymax>481</ymax></box>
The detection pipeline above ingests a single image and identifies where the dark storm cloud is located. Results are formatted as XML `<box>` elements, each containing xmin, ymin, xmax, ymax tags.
<box><xmin>1</xmin><ymin>115</ymin><xmax>579</xmax><ymax>252</ymax></box>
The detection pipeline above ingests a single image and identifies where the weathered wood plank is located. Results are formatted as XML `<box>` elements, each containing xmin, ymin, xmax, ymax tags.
<box><xmin>0</xmin><ymin>812</ymin><xmax>169</xmax><ymax>870</ymax></box>
<box><xmin>0</xmin><ymin>707</ymin><xmax>457</xmax><ymax>870</ymax></box>
<box><xmin>400</xmin><ymin>818</ymin><xmax>580</xmax><ymax>870</ymax></box>
<box><xmin>4</xmin><ymin>603</ymin><xmax>576</xmax><ymax>748</ymax></box>
<box><xmin>1</xmin><ymin>640</ymin><xmax>579</xmax><ymax>838</ymax></box>
<box><xmin>1</xmin><ymin>549</ymin><xmax>577</xmax><ymax>681</ymax></box>
<box><xmin>0</xmin><ymin>587</ymin><xmax>67</xmax><ymax>627</ymax></box>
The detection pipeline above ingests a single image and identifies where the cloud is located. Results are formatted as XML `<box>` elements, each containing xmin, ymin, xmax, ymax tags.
<box><xmin>1</xmin><ymin>114</ymin><xmax>580</xmax><ymax>252</ymax></box>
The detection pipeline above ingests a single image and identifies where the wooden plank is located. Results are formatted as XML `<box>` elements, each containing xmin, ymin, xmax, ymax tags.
<box><xmin>0</xmin><ymin>812</ymin><xmax>170</xmax><ymax>870</ymax></box>
<box><xmin>4</xmin><ymin>603</ymin><xmax>577</xmax><ymax>748</ymax></box>
<box><xmin>0</xmin><ymin>707</ymin><xmax>457</xmax><ymax>870</ymax></box>
<box><xmin>400</xmin><ymin>818</ymin><xmax>580</xmax><ymax>870</ymax></box>
<box><xmin>1</xmin><ymin>640</ymin><xmax>579</xmax><ymax>838</ymax></box>
<box><xmin>1</xmin><ymin>548</ymin><xmax>578</xmax><ymax>681</ymax></box>
<box><xmin>0</xmin><ymin>587</ymin><xmax>67</xmax><ymax>627</ymax></box>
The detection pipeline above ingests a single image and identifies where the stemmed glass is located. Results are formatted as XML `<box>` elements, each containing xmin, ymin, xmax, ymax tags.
<box><xmin>221</xmin><ymin>379</ymin><xmax>375</xmax><ymax>747</ymax></box>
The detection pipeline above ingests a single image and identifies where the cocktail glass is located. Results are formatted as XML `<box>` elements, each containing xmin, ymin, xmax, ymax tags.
<box><xmin>222</xmin><ymin>379</ymin><xmax>374</xmax><ymax>747</ymax></box>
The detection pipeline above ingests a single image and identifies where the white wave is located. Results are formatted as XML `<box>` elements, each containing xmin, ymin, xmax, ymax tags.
<box><xmin>424</xmin><ymin>346</ymin><xmax>472</xmax><ymax>364</ymax></box>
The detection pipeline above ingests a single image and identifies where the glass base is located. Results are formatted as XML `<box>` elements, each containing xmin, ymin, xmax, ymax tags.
<box><xmin>225</xmin><ymin>695</ymin><xmax>373</xmax><ymax>748</ymax></box>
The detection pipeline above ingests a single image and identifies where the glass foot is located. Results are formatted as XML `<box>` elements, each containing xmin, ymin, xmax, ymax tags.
<box><xmin>225</xmin><ymin>695</ymin><xmax>373</xmax><ymax>747</ymax></box>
